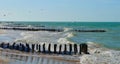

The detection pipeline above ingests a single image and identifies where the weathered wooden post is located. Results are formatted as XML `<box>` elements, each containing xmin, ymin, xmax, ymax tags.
<box><xmin>54</xmin><ymin>44</ymin><xmax>57</xmax><ymax>54</ymax></box>
<box><xmin>43</xmin><ymin>43</ymin><xmax>46</xmax><ymax>53</ymax></box>
<box><xmin>12</xmin><ymin>42</ymin><xmax>16</xmax><ymax>49</ymax></box>
<box><xmin>79</xmin><ymin>44</ymin><xmax>81</xmax><ymax>54</ymax></box>
<box><xmin>21</xmin><ymin>44</ymin><xmax>25</xmax><ymax>51</ymax></box>
<box><xmin>3</xmin><ymin>43</ymin><xmax>7</xmax><ymax>49</ymax></box>
<box><xmin>6</xmin><ymin>43</ymin><xmax>10</xmax><ymax>48</ymax></box>
<box><xmin>74</xmin><ymin>44</ymin><xmax>78</xmax><ymax>54</ymax></box>
<box><xmin>69</xmin><ymin>44</ymin><xmax>72</xmax><ymax>54</ymax></box>
<box><xmin>38</xmin><ymin>44</ymin><xmax>41</xmax><ymax>52</ymax></box>
<box><xmin>9</xmin><ymin>43</ymin><xmax>12</xmax><ymax>49</ymax></box>
<box><xmin>0</xmin><ymin>42</ymin><xmax>4</xmax><ymax>48</ymax></box>
<box><xmin>36</xmin><ymin>44</ymin><xmax>39</xmax><ymax>51</ymax></box>
<box><xmin>59</xmin><ymin>44</ymin><xmax>62</xmax><ymax>54</ymax></box>
<box><xmin>64</xmin><ymin>44</ymin><xmax>67</xmax><ymax>54</ymax></box>
<box><xmin>16</xmin><ymin>44</ymin><xmax>19</xmax><ymax>50</ymax></box>
<box><xmin>25</xmin><ymin>43</ymin><xmax>30</xmax><ymax>52</ymax></box>
<box><xmin>32</xmin><ymin>44</ymin><xmax>35</xmax><ymax>52</ymax></box>
<box><xmin>19</xmin><ymin>43</ymin><xmax>23</xmax><ymax>51</ymax></box>
<box><xmin>48</xmin><ymin>43</ymin><xmax>51</xmax><ymax>54</ymax></box>
<box><xmin>80</xmin><ymin>43</ymin><xmax>89</xmax><ymax>54</ymax></box>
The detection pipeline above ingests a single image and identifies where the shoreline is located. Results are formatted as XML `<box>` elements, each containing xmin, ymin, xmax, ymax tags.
<box><xmin>0</xmin><ymin>48</ymin><xmax>80</xmax><ymax>63</ymax></box>
<box><xmin>1</xmin><ymin>45</ymin><xmax>120</xmax><ymax>64</ymax></box>
<box><xmin>0</xmin><ymin>58</ymin><xmax>9</xmax><ymax>64</ymax></box>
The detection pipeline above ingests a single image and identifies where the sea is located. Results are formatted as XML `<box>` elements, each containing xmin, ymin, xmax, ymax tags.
<box><xmin>0</xmin><ymin>21</ymin><xmax>120</xmax><ymax>64</ymax></box>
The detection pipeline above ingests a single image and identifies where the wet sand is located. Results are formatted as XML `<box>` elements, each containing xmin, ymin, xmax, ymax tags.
<box><xmin>0</xmin><ymin>48</ymin><xmax>80</xmax><ymax>64</ymax></box>
<box><xmin>0</xmin><ymin>50</ymin><xmax>9</xmax><ymax>64</ymax></box>
<box><xmin>0</xmin><ymin>58</ymin><xmax>9</xmax><ymax>64</ymax></box>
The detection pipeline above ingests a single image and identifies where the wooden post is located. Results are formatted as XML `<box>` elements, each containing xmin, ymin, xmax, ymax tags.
<box><xmin>48</xmin><ymin>43</ymin><xmax>51</xmax><ymax>54</ymax></box>
<box><xmin>69</xmin><ymin>44</ymin><xmax>72</xmax><ymax>54</ymax></box>
<box><xmin>59</xmin><ymin>44</ymin><xmax>62</xmax><ymax>54</ymax></box>
<box><xmin>43</xmin><ymin>43</ymin><xmax>46</xmax><ymax>53</ymax></box>
<box><xmin>54</xmin><ymin>44</ymin><xmax>57</xmax><ymax>54</ymax></box>
<box><xmin>74</xmin><ymin>44</ymin><xmax>78</xmax><ymax>54</ymax></box>
<box><xmin>84</xmin><ymin>43</ymin><xmax>88</xmax><ymax>54</ymax></box>
<box><xmin>80</xmin><ymin>43</ymin><xmax>89</xmax><ymax>54</ymax></box>
<box><xmin>25</xmin><ymin>43</ymin><xmax>30</xmax><ymax>52</ymax></box>
<box><xmin>64</xmin><ymin>44</ymin><xmax>67</xmax><ymax>54</ymax></box>
<box><xmin>36</xmin><ymin>44</ymin><xmax>39</xmax><ymax>51</ymax></box>
<box><xmin>0</xmin><ymin>42</ymin><xmax>4</xmax><ymax>48</ymax></box>
<box><xmin>18</xmin><ymin>43</ymin><xmax>22</xmax><ymax>51</ymax></box>
<box><xmin>7</xmin><ymin>43</ymin><xmax>10</xmax><ymax>48</ymax></box>
<box><xmin>21</xmin><ymin>44</ymin><xmax>25</xmax><ymax>51</ymax></box>
<box><xmin>16</xmin><ymin>44</ymin><xmax>19</xmax><ymax>50</ymax></box>
<box><xmin>79</xmin><ymin>44</ymin><xmax>81</xmax><ymax>54</ymax></box>
<box><xmin>19</xmin><ymin>43</ymin><xmax>23</xmax><ymax>51</ymax></box>
<box><xmin>12</xmin><ymin>42</ymin><xmax>16</xmax><ymax>49</ymax></box>
<box><xmin>32</xmin><ymin>44</ymin><xmax>35</xmax><ymax>52</ymax></box>
<box><xmin>38</xmin><ymin>44</ymin><xmax>41</xmax><ymax>52</ymax></box>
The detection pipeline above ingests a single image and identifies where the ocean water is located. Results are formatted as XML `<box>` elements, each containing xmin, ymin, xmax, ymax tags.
<box><xmin>1</xmin><ymin>22</ymin><xmax>119</xmax><ymax>50</ymax></box>
<box><xmin>0</xmin><ymin>22</ymin><xmax>120</xmax><ymax>64</ymax></box>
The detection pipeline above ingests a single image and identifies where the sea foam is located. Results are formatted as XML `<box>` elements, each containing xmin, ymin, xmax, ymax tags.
<box><xmin>80</xmin><ymin>50</ymin><xmax>120</xmax><ymax>64</ymax></box>
<box><xmin>79</xmin><ymin>41</ymin><xmax>120</xmax><ymax>64</ymax></box>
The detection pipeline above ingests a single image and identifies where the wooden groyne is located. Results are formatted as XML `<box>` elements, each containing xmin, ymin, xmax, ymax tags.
<box><xmin>0</xmin><ymin>42</ymin><xmax>89</xmax><ymax>55</ymax></box>
<box><xmin>0</xmin><ymin>27</ymin><xmax>63</xmax><ymax>32</ymax></box>
<box><xmin>0</xmin><ymin>26</ymin><xmax>106</xmax><ymax>32</ymax></box>
<box><xmin>74</xmin><ymin>29</ymin><xmax>106</xmax><ymax>32</ymax></box>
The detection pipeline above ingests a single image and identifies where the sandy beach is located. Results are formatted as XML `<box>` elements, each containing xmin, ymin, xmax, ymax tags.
<box><xmin>0</xmin><ymin>48</ymin><xmax>80</xmax><ymax>64</ymax></box>
<box><xmin>0</xmin><ymin>50</ymin><xmax>9</xmax><ymax>64</ymax></box>
<box><xmin>0</xmin><ymin>59</ymin><xmax>8</xmax><ymax>64</ymax></box>
<box><xmin>1</xmin><ymin>43</ymin><xmax>120</xmax><ymax>64</ymax></box>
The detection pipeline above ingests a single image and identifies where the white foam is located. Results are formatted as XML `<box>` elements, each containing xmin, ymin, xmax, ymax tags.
<box><xmin>15</xmin><ymin>31</ymin><xmax>65</xmax><ymax>44</ymax></box>
<box><xmin>57</xmin><ymin>38</ymin><xmax>74</xmax><ymax>44</ymax></box>
<box><xmin>79</xmin><ymin>41</ymin><xmax>120</xmax><ymax>64</ymax></box>
<box><xmin>0</xmin><ymin>30</ymin><xmax>23</xmax><ymax>43</ymax></box>
<box><xmin>80</xmin><ymin>50</ymin><xmax>120</xmax><ymax>64</ymax></box>
<box><xmin>63</xmin><ymin>28</ymin><xmax>73</xmax><ymax>32</ymax></box>
<box><xmin>66</xmin><ymin>32</ymin><xmax>75</xmax><ymax>38</ymax></box>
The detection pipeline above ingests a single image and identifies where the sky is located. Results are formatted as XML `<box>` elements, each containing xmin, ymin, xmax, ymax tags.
<box><xmin>0</xmin><ymin>0</ymin><xmax>120</xmax><ymax>22</ymax></box>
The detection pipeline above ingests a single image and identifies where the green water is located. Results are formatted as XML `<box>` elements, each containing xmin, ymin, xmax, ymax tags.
<box><xmin>1</xmin><ymin>21</ymin><xmax>120</xmax><ymax>50</ymax></box>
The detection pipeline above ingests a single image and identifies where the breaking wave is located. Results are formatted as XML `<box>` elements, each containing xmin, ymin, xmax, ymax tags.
<box><xmin>63</xmin><ymin>27</ymin><xmax>73</xmax><ymax>32</ymax></box>
<box><xmin>14</xmin><ymin>30</ymin><xmax>76</xmax><ymax>45</ymax></box>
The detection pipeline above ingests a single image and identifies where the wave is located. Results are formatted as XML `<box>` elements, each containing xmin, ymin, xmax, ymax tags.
<box><xmin>57</xmin><ymin>38</ymin><xmax>74</xmax><ymax>44</ymax></box>
<box><xmin>13</xmin><ymin>28</ymin><xmax>77</xmax><ymax>45</ymax></box>
<box><xmin>79</xmin><ymin>41</ymin><xmax>120</xmax><ymax>64</ymax></box>
<box><xmin>57</xmin><ymin>31</ymin><xmax>77</xmax><ymax>44</ymax></box>
<box><xmin>63</xmin><ymin>28</ymin><xmax>73</xmax><ymax>32</ymax></box>
<box><xmin>86</xmin><ymin>41</ymin><xmax>102</xmax><ymax>48</ymax></box>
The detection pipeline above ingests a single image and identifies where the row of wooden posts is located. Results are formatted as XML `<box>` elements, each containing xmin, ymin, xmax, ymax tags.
<box><xmin>0</xmin><ymin>27</ymin><xmax>106</xmax><ymax>32</ymax></box>
<box><xmin>0</xmin><ymin>42</ymin><xmax>89</xmax><ymax>55</ymax></box>
<box><xmin>0</xmin><ymin>27</ymin><xmax>63</xmax><ymax>32</ymax></box>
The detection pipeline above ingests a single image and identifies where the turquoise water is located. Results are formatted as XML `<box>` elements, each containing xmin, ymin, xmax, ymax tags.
<box><xmin>2</xmin><ymin>22</ymin><xmax>120</xmax><ymax>50</ymax></box>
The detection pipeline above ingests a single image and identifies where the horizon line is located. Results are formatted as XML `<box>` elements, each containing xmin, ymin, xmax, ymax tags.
<box><xmin>0</xmin><ymin>20</ymin><xmax>120</xmax><ymax>22</ymax></box>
